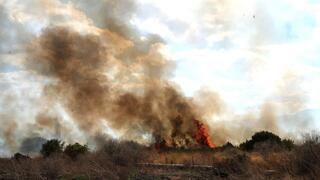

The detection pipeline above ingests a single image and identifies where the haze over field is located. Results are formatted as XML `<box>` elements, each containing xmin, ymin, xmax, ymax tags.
<box><xmin>0</xmin><ymin>0</ymin><xmax>319</xmax><ymax>155</ymax></box>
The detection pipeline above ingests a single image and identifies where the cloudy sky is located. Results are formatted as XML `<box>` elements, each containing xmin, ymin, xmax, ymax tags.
<box><xmin>134</xmin><ymin>0</ymin><xmax>320</xmax><ymax>130</ymax></box>
<box><xmin>0</xmin><ymin>0</ymin><xmax>320</xmax><ymax>154</ymax></box>
<box><xmin>134</xmin><ymin>0</ymin><xmax>320</xmax><ymax>106</ymax></box>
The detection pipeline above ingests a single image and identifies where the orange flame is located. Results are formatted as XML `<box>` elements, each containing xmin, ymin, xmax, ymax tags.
<box><xmin>154</xmin><ymin>120</ymin><xmax>215</xmax><ymax>150</ymax></box>
<box><xmin>194</xmin><ymin>120</ymin><xmax>215</xmax><ymax>148</ymax></box>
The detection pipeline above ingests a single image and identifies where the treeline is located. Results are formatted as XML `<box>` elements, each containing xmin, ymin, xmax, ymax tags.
<box><xmin>15</xmin><ymin>131</ymin><xmax>296</xmax><ymax>159</ymax></box>
<box><xmin>14</xmin><ymin>140</ymin><xmax>88</xmax><ymax>160</ymax></box>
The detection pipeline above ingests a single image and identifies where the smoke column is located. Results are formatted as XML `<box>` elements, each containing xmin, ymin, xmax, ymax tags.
<box><xmin>23</xmin><ymin>0</ymin><xmax>219</xmax><ymax>149</ymax></box>
<box><xmin>0</xmin><ymin>0</ymin><xmax>315</xmax><ymax>154</ymax></box>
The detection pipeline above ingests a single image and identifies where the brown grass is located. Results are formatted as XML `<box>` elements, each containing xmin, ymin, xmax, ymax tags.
<box><xmin>0</xmin><ymin>140</ymin><xmax>147</xmax><ymax>180</ymax></box>
<box><xmin>0</xmin><ymin>135</ymin><xmax>319</xmax><ymax>179</ymax></box>
<box><xmin>142</xmin><ymin>134</ymin><xmax>320</xmax><ymax>179</ymax></box>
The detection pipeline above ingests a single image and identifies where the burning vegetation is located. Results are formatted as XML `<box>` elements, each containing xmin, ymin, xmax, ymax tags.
<box><xmin>194</xmin><ymin>120</ymin><xmax>215</xmax><ymax>148</ymax></box>
<box><xmin>154</xmin><ymin>120</ymin><xmax>215</xmax><ymax>150</ymax></box>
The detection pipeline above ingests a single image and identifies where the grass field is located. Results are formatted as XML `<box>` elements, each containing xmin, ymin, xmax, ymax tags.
<box><xmin>0</xmin><ymin>132</ymin><xmax>319</xmax><ymax>179</ymax></box>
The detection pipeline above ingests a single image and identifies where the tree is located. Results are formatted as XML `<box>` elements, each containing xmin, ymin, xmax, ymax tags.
<box><xmin>251</xmin><ymin>131</ymin><xmax>281</xmax><ymax>144</ymax></box>
<box><xmin>64</xmin><ymin>143</ymin><xmax>88</xmax><ymax>159</ymax></box>
<box><xmin>40</xmin><ymin>139</ymin><xmax>64</xmax><ymax>157</ymax></box>
<box><xmin>240</xmin><ymin>131</ymin><xmax>282</xmax><ymax>151</ymax></box>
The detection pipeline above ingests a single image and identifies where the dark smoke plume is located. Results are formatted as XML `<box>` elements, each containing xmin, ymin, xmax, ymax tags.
<box><xmin>25</xmin><ymin>1</ymin><xmax>214</xmax><ymax>147</ymax></box>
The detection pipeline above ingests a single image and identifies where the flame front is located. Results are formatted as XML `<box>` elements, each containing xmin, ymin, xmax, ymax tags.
<box><xmin>194</xmin><ymin>120</ymin><xmax>215</xmax><ymax>148</ymax></box>
<box><xmin>154</xmin><ymin>120</ymin><xmax>215</xmax><ymax>150</ymax></box>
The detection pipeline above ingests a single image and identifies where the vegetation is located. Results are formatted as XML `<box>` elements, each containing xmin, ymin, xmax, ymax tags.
<box><xmin>4</xmin><ymin>140</ymin><xmax>148</xmax><ymax>179</ymax></box>
<box><xmin>40</xmin><ymin>139</ymin><xmax>64</xmax><ymax>157</ymax></box>
<box><xmin>221</xmin><ymin>142</ymin><xmax>235</xmax><ymax>149</ymax></box>
<box><xmin>103</xmin><ymin>140</ymin><xmax>147</xmax><ymax>166</ymax></box>
<box><xmin>13</xmin><ymin>153</ymin><xmax>30</xmax><ymax>161</ymax></box>
<box><xmin>239</xmin><ymin>131</ymin><xmax>289</xmax><ymax>151</ymax></box>
<box><xmin>145</xmin><ymin>132</ymin><xmax>319</xmax><ymax>179</ymax></box>
<box><xmin>0</xmin><ymin>131</ymin><xmax>318</xmax><ymax>179</ymax></box>
<box><xmin>281</xmin><ymin>138</ymin><xmax>295</xmax><ymax>150</ymax></box>
<box><xmin>64</xmin><ymin>143</ymin><xmax>88</xmax><ymax>160</ymax></box>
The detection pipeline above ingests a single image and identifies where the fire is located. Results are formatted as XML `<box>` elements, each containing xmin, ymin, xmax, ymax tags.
<box><xmin>154</xmin><ymin>120</ymin><xmax>215</xmax><ymax>150</ymax></box>
<box><xmin>194</xmin><ymin>120</ymin><xmax>215</xmax><ymax>148</ymax></box>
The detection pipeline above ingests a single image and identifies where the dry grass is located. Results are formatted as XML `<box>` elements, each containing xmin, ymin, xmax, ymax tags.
<box><xmin>0</xmin><ymin>135</ymin><xmax>319</xmax><ymax>179</ymax></box>
<box><xmin>0</xmin><ymin>141</ymin><xmax>147</xmax><ymax>180</ymax></box>
<box><xmin>143</xmin><ymin>134</ymin><xmax>320</xmax><ymax>179</ymax></box>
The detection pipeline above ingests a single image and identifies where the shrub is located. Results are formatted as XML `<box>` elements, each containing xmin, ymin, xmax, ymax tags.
<box><xmin>251</xmin><ymin>131</ymin><xmax>281</xmax><ymax>144</ymax></box>
<box><xmin>64</xmin><ymin>143</ymin><xmax>88</xmax><ymax>159</ymax></box>
<box><xmin>290</xmin><ymin>133</ymin><xmax>320</xmax><ymax>178</ymax></box>
<box><xmin>282</xmin><ymin>139</ymin><xmax>294</xmax><ymax>150</ymax></box>
<box><xmin>239</xmin><ymin>139</ymin><xmax>255</xmax><ymax>151</ymax></box>
<box><xmin>103</xmin><ymin>140</ymin><xmax>147</xmax><ymax>166</ymax></box>
<box><xmin>240</xmin><ymin>131</ymin><xmax>282</xmax><ymax>151</ymax></box>
<box><xmin>222</xmin><ymin>142</ymin><xmax>234</xmax><ymax>148</ymax></box>
<box><xmin>13</xmin><ymin>153</ymin><xmax>30</xmax><ymax>161</ymax></box>
<box><xmin>220</xmin><ymin>142</ymin><xmax>236</xmax><ymax>152</ymax></box>
<box><xmin>303</xmin><ymin>132</ymin><xmax>320</xmax><ymax>145</ymax></box>
<box><xmin>41</xmin><ymin>139</ymin><xmax>64</xmax><ymax>157</ymax></box>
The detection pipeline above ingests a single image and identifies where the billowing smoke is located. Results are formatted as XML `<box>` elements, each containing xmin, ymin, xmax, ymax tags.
<box><xmin>22</xmin><ymin>0</ymin><xmax>216</xmax><ymax>149</ymax></box>
<box><xmin>0</xmin><ymin>0</ymin><xmax>315</xmax><ymax>154</ymax></box>
<box><xmin>26</xmin><ymin>25</ymin><xmax>215</xmax><ymax>148</ymax></box>
<box><xmin>207</xmin><ymin>72</ymin><xmax>311</xmax><ymax>145</ymax></box>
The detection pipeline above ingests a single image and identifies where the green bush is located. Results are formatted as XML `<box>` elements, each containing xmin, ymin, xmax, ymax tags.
<box><xmin>251</xmin><ymin>131</ymin><xmax>281</xmax><ymax>144</ymax></box>
<box><xmin>64</xmin><ymin>143</ymin><xmax>88</xmax><ymax>159</ymax></box>
<box><xmin>40</xmin><ymin>139</ymin><xmax>64</xmax><ymax>157</ymax></box>
<box><xmin>240</xmin><ymin>131</ymin><xmax>282</xmax><ymax>151</ymax></box>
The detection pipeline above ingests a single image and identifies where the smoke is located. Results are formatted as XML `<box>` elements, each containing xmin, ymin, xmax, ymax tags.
<box><xmin>23</xmin><ymin>0</ymin><xmax>213</xmax><ymax>149</ymax></box>
<box><xmin>206</xmin><ymin>103</ymin><xmax>278</xmax><ymax>145</ymax></box>
<box><xmin>207</xmin><ymin>71</ymin><xmax>310</xmax><ymax>145</ymax></box>
<box><xmin>1</xmin><ymin>114</ymin><xmax>18</xmax><ymax>151</ymax></box>
<box><xmin>25</xmin><ymin>26</ymin><xmax>205</xmax><ymax>147</ymax></box>
<box><xmin>19</xmin><ymin>136</ymin><xmax>47</xmax><ymax>154</ymax></box>
<box><xmin>0</xmin><ymin>0</ymin><xmax>315</xmax><ymax>154</ymax></box>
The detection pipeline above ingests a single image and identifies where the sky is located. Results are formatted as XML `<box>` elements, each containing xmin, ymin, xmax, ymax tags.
<box><xmin>0</xmin><ymin>0</ymin><xmax>320</xmax><ymax>154</ymax></box>
<box><xmin>134</xmin><ymin>0</ymin><xmax>319</xmax><ymax>103</ymax></box>
<box><xmin>132</xmin><ymin>0</ymin><xmax>320</xmax><ymax>133</ymax></box>
<box><xmin>134</xmin><ymin>0</ymin><xmax>320</xmax><ymax>120</ymax></box>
